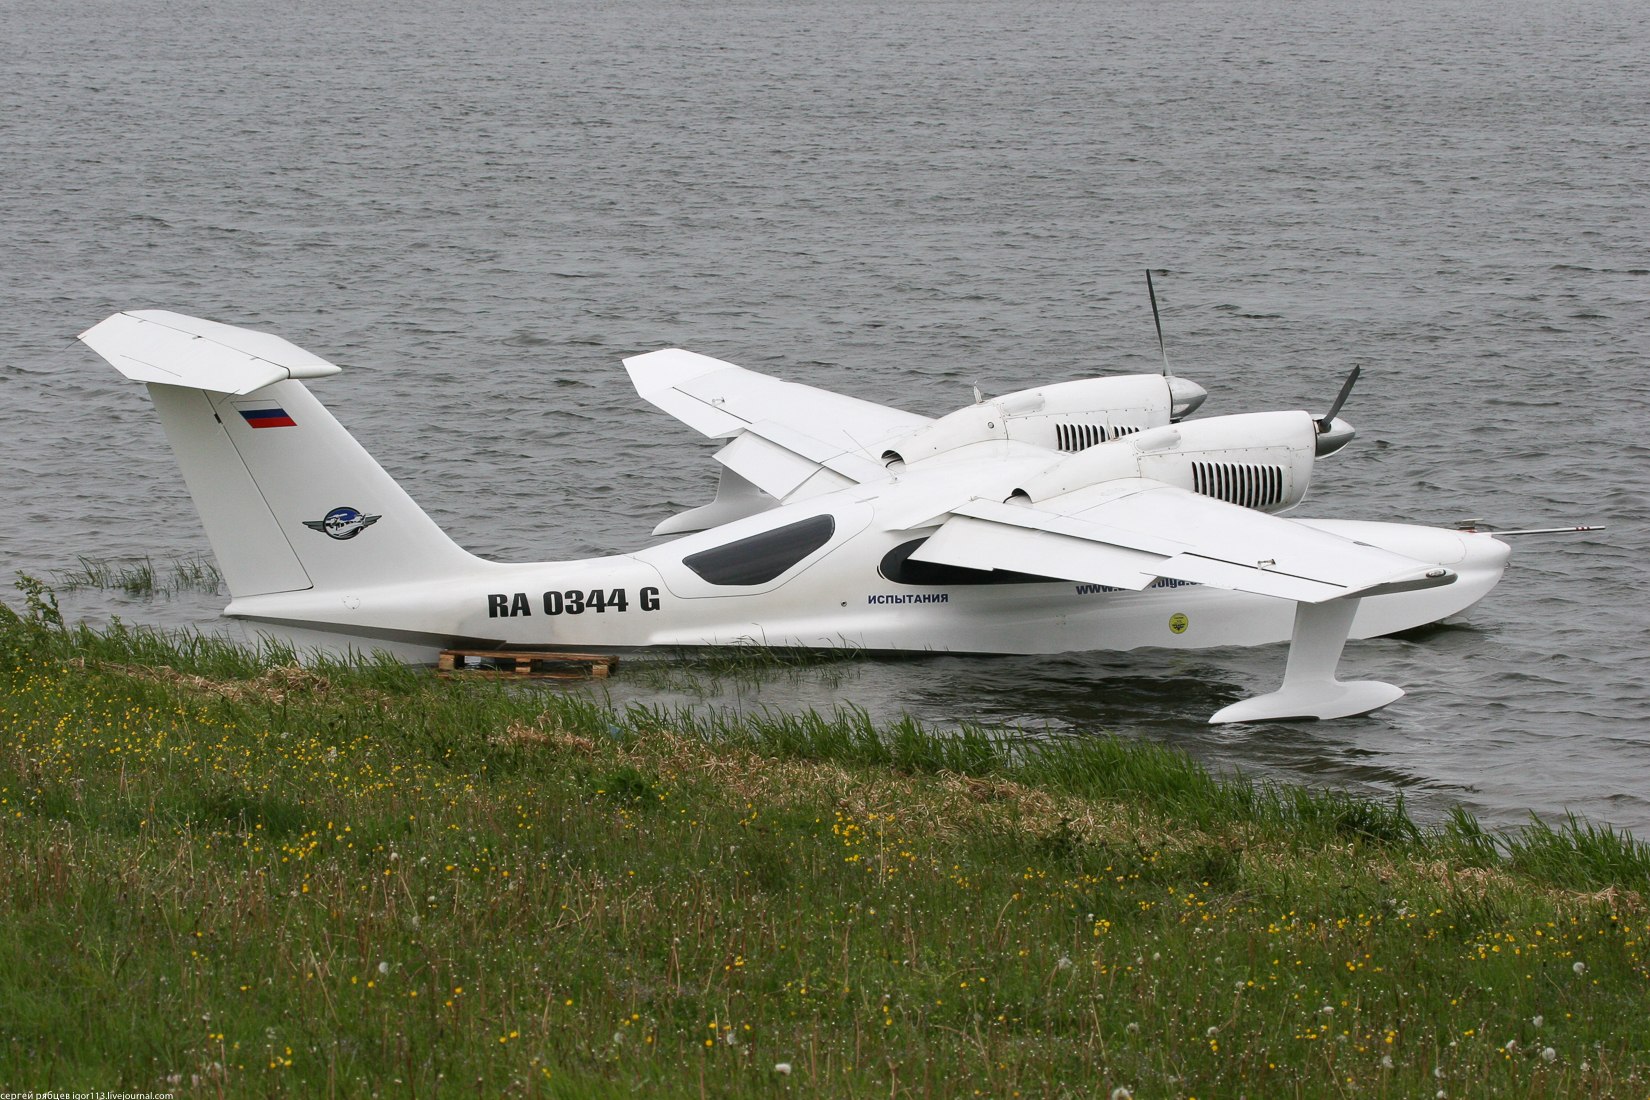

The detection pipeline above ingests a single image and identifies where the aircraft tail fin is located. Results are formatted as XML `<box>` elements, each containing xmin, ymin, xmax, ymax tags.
<box><xmin>80</xmin><ymin>311</ymin><xmax>482</xmax><ymax>599</ymax></box>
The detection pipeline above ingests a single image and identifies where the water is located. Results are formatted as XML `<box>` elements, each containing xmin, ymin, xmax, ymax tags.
<box><xmin>3</xmin><ymin>0</ymin><xmax>1646</xmax><ymax>832</ymax></box>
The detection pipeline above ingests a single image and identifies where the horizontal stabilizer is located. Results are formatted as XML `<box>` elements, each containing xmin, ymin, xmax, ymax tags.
<box><xmin>79</xmin><ymin>310</ymin><xmax>342</xmax><ymax>395</ymax></box>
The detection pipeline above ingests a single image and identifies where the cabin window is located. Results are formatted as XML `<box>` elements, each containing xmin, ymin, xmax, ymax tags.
<box><xmin>683</xmin><ymin>515</ymin><xmax>836</xmax><ymax>586</ymax></box>
<box><xmin>878</xmin><ymin>538</ymin><xmax>1064</xmax><ymax>586</ymax></box>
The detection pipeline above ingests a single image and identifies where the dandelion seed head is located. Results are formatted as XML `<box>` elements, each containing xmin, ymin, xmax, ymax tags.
<box><xmin>1110</xmin><ymin>1088</ymin><xmax>1133</xmax><ymax>1100</ymax></box>
<box><xmin>773</xmin><ymin>1063</ymin><xmax>792</xmax><ymax>1076</ymax></box>
<box><xmin>1541</xmin><ymin>1047</ymin><xmax>1557</xmax><ymax>1063</ymax></box>
<box><xmin>1381</xmin><ymin>1055</ymin><xmax>1393</xmax><ymax>1069</ymax></box>
<box><xmin>377</xmin><ymin>961</ymin><xmax>390</xmax><ymax>976</ymax></box>
<box><xmin>1505</xmin><ymin>1039</ymin><xmax>1517</xmax><ymax>1053</ymax></box>
<box><xmin>1573</xmin><ymin>961</ymin><xmax>1586</xmax><ymax>975</ymax></box>
<box><xmin>1532</xmin><ymin>1015</ymin><xmax>1544</xmax><ymax>1028</ymax></box>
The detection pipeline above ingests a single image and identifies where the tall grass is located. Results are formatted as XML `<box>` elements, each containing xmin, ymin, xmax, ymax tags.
<box><xmin>53</xmin><ymin>554</ymin><xmax>223</xmax><ymax>597</ymax></box>
<box><xmin>3</xmin><ymin>577</ymin><xmax>1648</xmax><ymax>1097</ymax></box>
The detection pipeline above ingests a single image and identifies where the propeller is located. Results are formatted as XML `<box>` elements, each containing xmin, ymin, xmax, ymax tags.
<box><xmin>1147</xmin><ymin>269</ymin><xmax>1171</xmax><ymax>377</ymax></box>
<box><xmin>1145</xmin><ymin>269</ymin><xmax>1207</xmax><ymax>420</ymax></box>
<box><xmin>1313</xmin><ymin>365</ymin><xmax>1360</xmax><ymax>456</ymax></box>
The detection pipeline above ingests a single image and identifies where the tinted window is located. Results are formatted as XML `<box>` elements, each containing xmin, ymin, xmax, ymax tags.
<box><xmin>683</xmin><ymin>515</ymin><xmax>837</xmax><ymax>586</ymax></box>
<box><xmin>879</xmin><ymin>538</ymin><xmax>1064</xmax><ymax>586</ymax></box>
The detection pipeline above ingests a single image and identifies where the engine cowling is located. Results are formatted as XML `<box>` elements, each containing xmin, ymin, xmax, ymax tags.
<box><xmin>882</xmin><ymin>374</ymin><xmax>1205</xmax><ymax>465</ymax></box>
<box><xmin>1011</xmin><ymin>410</ymin><xmax>1325</xmax><ymax>513</ymax></box>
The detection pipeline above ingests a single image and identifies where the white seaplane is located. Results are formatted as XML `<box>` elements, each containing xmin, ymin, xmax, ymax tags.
<box><xmin>80</xmin><ymin>303</ymin><xmax>1523</xmax><ymax>723</ymax></box>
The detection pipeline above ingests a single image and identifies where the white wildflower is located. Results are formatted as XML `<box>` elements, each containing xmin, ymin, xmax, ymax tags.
<box><xmin>773</xmin><ymin>1063</ymin><xmax>792</xmax><ymax>1076</ymax></box>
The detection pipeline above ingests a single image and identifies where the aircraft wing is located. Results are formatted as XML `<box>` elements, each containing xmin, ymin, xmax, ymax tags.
<box><xmin>910</xmin><ymin>477</ymin><xmax>1455</xmax><ymax>603</ymax></box>
<box><xmin>624</xmin><ymin>348</ymin><xmax>929</xmax><ymax>498</ymax></box>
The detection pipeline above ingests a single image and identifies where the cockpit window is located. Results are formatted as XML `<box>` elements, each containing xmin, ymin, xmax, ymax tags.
<box><xmin>683</xmin><ymin>515</ymin><xmax>836</xmax><ymax>586</ymax></box>
<box><xmin>878</xmin><ymin>537</ymin><xmax>1064</xmax><ymax>586</ymax></box>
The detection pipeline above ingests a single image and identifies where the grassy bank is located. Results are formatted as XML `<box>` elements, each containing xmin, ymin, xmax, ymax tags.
<box><xmin>2</xmin><ymin>582</ymin><xmax>1647</xmax><ymax>1097</ymax></box>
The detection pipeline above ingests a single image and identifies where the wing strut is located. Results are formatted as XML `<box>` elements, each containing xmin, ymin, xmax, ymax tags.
<box><xmin>1208</xmin><ymin>598</ymin><xmax>1403</xmax><ymax>723</ymax></box>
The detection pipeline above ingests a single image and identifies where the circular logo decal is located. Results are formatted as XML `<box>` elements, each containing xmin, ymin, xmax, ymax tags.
<box><xmin>303</xmin><ymin>506</ymin><xmax>382</xmax><ymax>541</ymax></box>
<box><xmin>1169</xmin><ymin>612</ymin><xmax>1189</xmax><ymax>635</ymax></box>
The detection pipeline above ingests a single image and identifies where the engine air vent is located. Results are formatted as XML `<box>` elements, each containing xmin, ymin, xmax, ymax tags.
<box><xmin>1054</xmin><ymin>423</ymin><xmax>1142</xmax><ymax>453</ymax></box>
<box><xmin>1192</xmin><ymin>462</ymin><xmax>1286</xmax><ymax>510</ymax></box>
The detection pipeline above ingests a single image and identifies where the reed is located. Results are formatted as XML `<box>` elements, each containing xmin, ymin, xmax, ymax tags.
<box><xmin>53</xmin><ymin>555</ymin><xmax>223</xmax><ymax>597</ymax></box>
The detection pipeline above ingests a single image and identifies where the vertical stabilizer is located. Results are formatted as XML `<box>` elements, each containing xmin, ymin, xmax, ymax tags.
<box><xmin>82</xmin><ymin>313</ymin><xmax>483</xmax><ymax>599</ymax></box>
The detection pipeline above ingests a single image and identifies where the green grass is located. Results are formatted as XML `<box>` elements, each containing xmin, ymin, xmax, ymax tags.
<box><xmin>621</xmin><ymin>644</ymin><xmax>867</xmax><ymax>697</ymax></box>
<box><xmin>2</xmin><ymin>580</ymin><xmax>1648</xmax><ymax>1097</ymax></box>
<box><xmin>52</xmin><ymin>555</ymin><xmax>223</xmax><ymax>598</ymax></box>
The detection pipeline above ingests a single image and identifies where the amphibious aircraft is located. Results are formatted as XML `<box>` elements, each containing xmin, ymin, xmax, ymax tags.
<box><xmin>79</xmin><ymin>307</ymin><xmax>1517</xmax><ymax>723</ymax></box>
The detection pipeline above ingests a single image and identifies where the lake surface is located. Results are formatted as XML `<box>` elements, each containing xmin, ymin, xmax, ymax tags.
<box><xmin>3</xmin><ymin>0</ymin><xmax>1646</xmax><ymax>832</ymax></box>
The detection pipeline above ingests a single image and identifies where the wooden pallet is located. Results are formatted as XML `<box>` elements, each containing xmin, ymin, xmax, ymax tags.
<box><xmin>437</xmin><ymin>649</ymin><xmax>617</xmax><ymax>679</ymax></box>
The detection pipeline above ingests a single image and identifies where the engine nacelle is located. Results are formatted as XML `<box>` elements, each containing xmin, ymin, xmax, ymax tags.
<box><xmin>883</xmin><ymin>374</ymin><xmax>1205</xmax><ymax>465</ymax></box>
<box><xmin>1012</xmin><ymin>410</ymin><xmax>1324</xmax><ymax>513</ymax></box>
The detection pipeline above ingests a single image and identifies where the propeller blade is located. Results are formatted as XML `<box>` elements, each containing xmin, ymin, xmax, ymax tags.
<box><xmin>1146</xmin><ymin>269</ymin><xmax>1170</xmax><ymax>377</ymax></box>
<box><xmin>1318</xmin><ymin>364</ymin><xmax>1361</xmax><ymax>430</ymax></box>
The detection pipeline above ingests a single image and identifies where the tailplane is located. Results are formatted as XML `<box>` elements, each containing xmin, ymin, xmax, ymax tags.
<box><xmin>80</xmin><ymin>311</ymin><xmax>481</xmax><ymax>598</ymax></box>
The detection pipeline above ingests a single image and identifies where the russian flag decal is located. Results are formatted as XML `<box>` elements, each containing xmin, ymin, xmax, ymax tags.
<box><xmin>237</xmin><ymin>405</ymin><xmax>297</xmax><ymax>429</ymax></box>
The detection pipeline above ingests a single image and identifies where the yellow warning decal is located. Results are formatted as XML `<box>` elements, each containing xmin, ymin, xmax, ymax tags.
<box><xmin>1169</xmin><ymin>612</ymin><xmax>1189</xmax><ymax>635</ymax></box>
